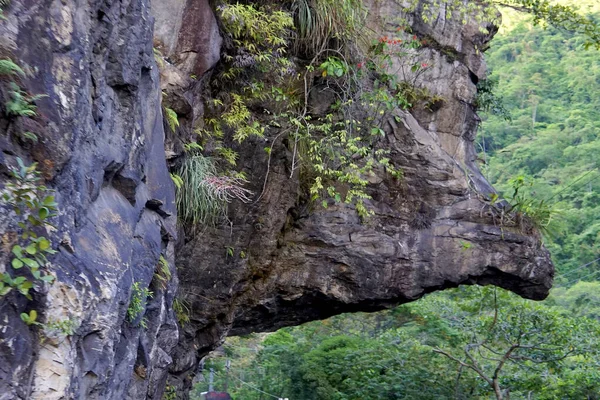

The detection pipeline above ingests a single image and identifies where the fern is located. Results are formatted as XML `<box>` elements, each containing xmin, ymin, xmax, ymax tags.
<box><xmin>164</xmin><ymin>107</ymin><xmax>179</xmax><ymax>132</ymax></box>
<box><xmin>5</xmin><ymin>82</ymin><xmax>46</xmax><ymax>117</ymax></box>
<box><xmin>170</xmin><ymin>173</ymin><xmax>184</xmax><ymax>190</ymax></box>
<box><xmin>153</xmin><ymin>255</ymin><xmax>171</xmax><ymax>290</ymax></box>
<box><xmin>0</xmin><ymin>59</ymin><xmax>24</xmax><ymax>77</ymax></box>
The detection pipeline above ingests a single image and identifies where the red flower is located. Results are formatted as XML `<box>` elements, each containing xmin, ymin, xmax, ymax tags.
<box><xmin>357</xmin><ymin>62</ymin><xmax>363</xmax><ymax>68</ymax></box>
<box><xmin>421</xmin><ymin>63</ymin><xmax>429</xmax><ymax>68</ymax></box>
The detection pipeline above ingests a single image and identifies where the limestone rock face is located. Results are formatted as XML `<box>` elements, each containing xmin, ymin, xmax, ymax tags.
<box><xmin>0</xmin><ymin>0</ymin><xmax>553</xmax><ymax>399</ymax></box>
<box><xmin>0</xmin><ymin>1</ymin><xmax>177</xmax><ymax>399</ymax></box>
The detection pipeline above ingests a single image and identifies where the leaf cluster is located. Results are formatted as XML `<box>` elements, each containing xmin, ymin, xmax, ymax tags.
<box><xmin>127</xmin><ymin>281</ymin><xmax>153</xmax><ymax>328</ymax></box>
<box><xmin>1</xmin><ymin>158</ymin><xmax>57</xmax><ymax>300</ymax></box>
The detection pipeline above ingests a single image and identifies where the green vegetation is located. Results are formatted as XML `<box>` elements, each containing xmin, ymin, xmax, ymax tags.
<box><xmin>44</xmin><ymin>318</ymin><xmax>79</xmax><ymax>336</ymax></box>
<box><xmin>163</xmin><ymin>107</ymin><xmax>179</xmax><ymax>133</ymax></box>
<box><xmin>190</xmin><ymin>2</ymin><xmax>600</xmax><ymax>399</ymax></box>
<box><xmin>173</xmin><ymin>297</ymin><xmax>191</xmax><ymax>326</ymax></box>
<box><xmin>291</xmin><ymin>0</ymin><xmax>367</xmax><ymax>56</ymax></box>
<box><xmin>163</xmin><ymin>385</ymin><xmax>177</xmax><ymax>400</ymax></box>
<box><xmin>175</xmin><ymin>154</ymin><xmax>228</xmax><ymax>226</ymax></box>
<box><xmin>127</xmin><ymin>282</ymin><xmax>152</xmax><ymax>328</ymax></box>
<box><xmin>1</xmin><ymin>57</ymin><xmax>46</xmax><ymax>143</ymax></box>
<box><xmin>193</xmin><ymin>1</ymin><xmax>434</xmax><ymax>220</ymax></box>
<box><xmin>5</xmin><ymin>82</ymin><xmax>46</xmax><ymax>117</ymax></box>
<box><xmin>1</xmin><ymin>159</ymin><xmax>57</xmax><ymax>300</ymax></box>
<box><xmin>195</xmin><ymin>287</ymin><xmax>600</xmax><ymax>400</ymax></box>
<box><xmin>153</xmin><ymin>255</ymin><xmax>172</xmax><ymax>290</ymax></box>
<box><xmin>479</xmin><ymin>5</ymin><xmax>600</xmax><ymax>280</ymax></box>
<box><xmin>0</xmin><ymin>0</ymin><xmax>10</xmax><ymax>19</ymax></box>
<box><xmin>0</xmin><ymin>59</ymin><xmax>24</xmax><ymax>76</ymax></box>
<box><xmin>20</xmin><ymin>309</ymin><xmax>40</xmax><ymax>326</ymax></box>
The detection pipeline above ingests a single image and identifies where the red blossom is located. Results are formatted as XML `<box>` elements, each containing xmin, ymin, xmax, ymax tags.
<box><xmin>421</xmin><ymin>63</ymin><xmax>429</xmax><ymax>68</ymax></box>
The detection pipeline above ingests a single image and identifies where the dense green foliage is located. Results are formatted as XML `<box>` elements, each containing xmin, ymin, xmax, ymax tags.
<box><xmin>479</xmin><ymin>6</ymin><xmax>600</xmax><ymax>281</ymax></box>
<box><xmin>1</xmin><ymin>159</ymin><xmax>57</xmax><ymax>301</ymax></box>
<box><xmin>195</xmin><ymin>287</ymin><xmax>600</xmax><ymax>399</ymax></box>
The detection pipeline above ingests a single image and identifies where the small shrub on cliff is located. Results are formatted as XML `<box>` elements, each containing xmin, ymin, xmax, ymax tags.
<box><xmin>1</xmin><ymin>158</ymin><xmax>57</xmax><ymax>300</ymax></box>
<box><xmin>173</xmin><ymin>298</ymin><xmax>191</xmax><ymax>326</ymax></box>
<box><xmin>504</xmin><ymin>175</ymin><xmax>562</xmax><ymax>237</ymax></box>
<box><xmin>127</xmin><ymin>282</ymin><xmax>153</xmax><ymax>328</ymax></box>
<box><xmin>5</xmin><ymin>82</ymin><xmax>46</xmax><ymax>117</ymax></box>
<box><xmin>153</xmin><ymin>255</ymin><xmax>172</xmax><ymax>290</ymax></box>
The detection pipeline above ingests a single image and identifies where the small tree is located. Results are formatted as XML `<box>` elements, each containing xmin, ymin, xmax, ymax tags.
<box><xmin>432</xmin><ymin>289</ymin><xmax>600</xmax><ymax>400</ymax></box>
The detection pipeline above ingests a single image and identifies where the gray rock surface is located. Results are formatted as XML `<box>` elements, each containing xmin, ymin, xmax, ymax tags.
<box><xmin>0</xmin><ymin>1</ymin><xmax>177</xmax><ymax>399</ymax></box>
<box><xmin>0</xmin><ymin>0</ymin><xmax>553</xmax><ymax>399</ymax></box>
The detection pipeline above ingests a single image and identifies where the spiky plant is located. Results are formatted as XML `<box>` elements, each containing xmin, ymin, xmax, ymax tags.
<box><xmin>291</xmin><ymin>0</ymin><xmax>368</xmax><ymax>56</ymax></box>
<box><xmin>175</xmin><ymin>155</ymin><xmax>228</xmax><ymax>226</ymax></box>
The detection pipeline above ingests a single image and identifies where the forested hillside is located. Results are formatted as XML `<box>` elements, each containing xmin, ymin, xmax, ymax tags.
<box><xmin>192</xmin><ymin>3</ymin><xmax>600</xmax><ymax>399</ymax></box>
<box><xmin>480</xmin><ymin>2</ymin><xmax>600</xmax><ymax>281</ymax></box>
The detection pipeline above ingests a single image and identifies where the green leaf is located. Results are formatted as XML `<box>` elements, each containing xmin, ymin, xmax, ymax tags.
<box><xmin>38</xmin><ymin>207</ymin><xmax>49</xmax><ymax>219</ymax></box>
<box><xmin>21</xmin><ymin>258</ymin><xmax>39</xmax><ymax>268</ymax></box>
<box><xmin>20</xmin><ymin>280</ymin><xmax>33</xmax><ymax>290</ymax></box>
<box><xmin>25</xmin><ymin>244</ymin><xmax>37</xmax><ymax>255</ymax></box>
<box><xmin>13</xmin><ymin>277</ymin><xmax>26</xmax><ymax>285</ymax></box>
<box><xmin>40</xmin><ymin>275</ymin><xmax>55</xmax><ymax>283</ymax></box>
<box><xmin>20</xmin><ymin>310</ymin><xmax>38</xmax><ymax>325</ymax></box>
<box><xmin>12</xmin><ymin>245</ymin><xmax>23</xmax><ymax>258</ymax></box>
<box><xmin>38</xmin><ymin>238</ymin><xmax>50</xmax><ymax>251</ymax></box>
<box><xmin>11</xmin><ymin>258</ymin><xmax>24</xmax><ymax>269</ymax></box>
<box><xmin>42</xmin><ymin>195</ymin><xmax>56</xmax><ymax>206</ymax></box>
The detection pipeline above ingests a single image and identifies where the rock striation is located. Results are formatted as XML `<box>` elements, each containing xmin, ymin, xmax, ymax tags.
<box><xmin>0</xmin><ymin>0</ymin><xmax>553</xmax><ymax>399</ymax></box>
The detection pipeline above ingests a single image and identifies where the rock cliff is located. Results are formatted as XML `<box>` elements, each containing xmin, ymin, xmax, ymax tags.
<box><xmin>0</xmin><ymin>0</ymin><xmax>553</xmax><ymax>399</ymax></box>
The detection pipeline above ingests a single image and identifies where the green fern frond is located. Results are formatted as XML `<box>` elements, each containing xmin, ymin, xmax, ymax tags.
<box><xmin>170</xmin><ymin>173</ymin><xmax>184</xmax><ymax>190</ymax></box>
<box><xmin>153</xmin><ymin>255</ymin><xmax>172</xmax><ymax>290</ymax></box>
<box><xmin>164</xmin><ymin>107</ymin><xmax>179</xmax><ymax>132</ymax></box>
<box><xmin>0</xmin><ymin>59</ymin><xmax>25</xmax><ymax>77</ymax></box>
